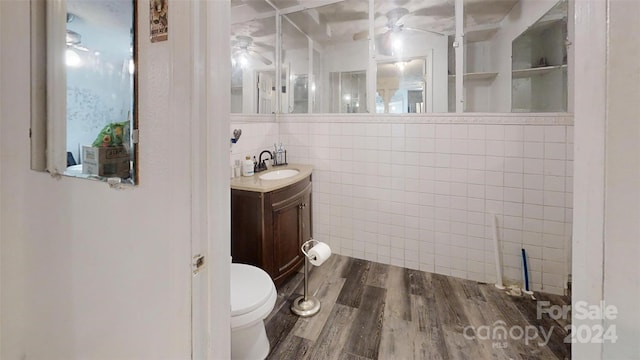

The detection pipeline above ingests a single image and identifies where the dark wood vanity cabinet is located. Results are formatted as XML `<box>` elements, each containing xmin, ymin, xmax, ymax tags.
<box><xmin>231</xmin><ymin>176</ymin><xmax>312</xmax><ymax>286</ymax></box>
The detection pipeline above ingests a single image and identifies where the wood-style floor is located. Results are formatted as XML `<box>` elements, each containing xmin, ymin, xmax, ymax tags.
<box><xmin>264</xmin><ymin>254</ymin><xmax>570</xmax><ymax>360</ymax></box>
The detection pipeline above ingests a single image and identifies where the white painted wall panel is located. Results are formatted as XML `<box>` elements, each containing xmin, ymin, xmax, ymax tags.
<box><xmin>603</xmin><ymin>0</ymin><xmax>640</xmax><ymax>358</ymax></box>
<box><xmin>0</xmin><ymin>1</ymin><xmax>201</xmax><ymax>358</ymax></box>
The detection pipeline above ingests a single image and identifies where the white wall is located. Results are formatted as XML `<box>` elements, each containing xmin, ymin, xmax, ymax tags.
<box><xmin>0</xmin><ymin>1</ymin><xmax>232</xmax><ymax>358</ymax></box>
<box><xmin>572</xmin><ymin>0</ymin><xmax>607</xmax><ymax>358</ymax></box>
<box><xmin>66</xmin><ymin>59</ymin><xmax>134</xmax><ymax>161</ymax></box>
<box><xmin>0</xmin><ymin>1</ymin><xmax>3</xmax><ymax>355</ymax></box>
<box><xmin>229</xmin><ymin>116</ymin><xmax>279</xmax><ymax>168</ymax></box>
<box><xmin>602</xmin><ymin>0</ymin><xmax>640</xmax><ymax>358</ymax></box>
<box><xmin>276</xmin><ymin>114</ymin><xmax>573</xmax><ymax>294</ymax></box>
<box><xmin>573</xmin><ymin>0</ymin><xmax>640</xmax><ymax>358</ymax></box>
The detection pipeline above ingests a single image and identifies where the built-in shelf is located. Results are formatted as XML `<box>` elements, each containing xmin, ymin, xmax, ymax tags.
<box><xmin>512</xmin><ymin>64</ymin><xmax>567</xmax><ymax>79</ymax></box>
<box><xmin>448</xmin><ymin>72</ymin><xmax>499</xmax><ymax>81</ymax></box>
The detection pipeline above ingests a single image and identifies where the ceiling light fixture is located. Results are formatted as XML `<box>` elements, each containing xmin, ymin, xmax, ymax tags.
<box><xmin>239</xmin><ymin>54</ymin><xmax>249</xmax><ymax>68</ymax></box>
<box><xmin>65</xmin><ymin>49</ymin><xmax>82</xmax><ymax>67</ymax></box>
<box><xmin>392</xmin><ymin>36</ymin><xmax>403</xmax><ymax>52</ymax></box>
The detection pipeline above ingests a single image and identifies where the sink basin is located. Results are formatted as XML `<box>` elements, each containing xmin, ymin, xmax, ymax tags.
<box><xmin>259</xmin><ymin>169</ymin><xmax>299</xmax><ymax>180</ymax></box>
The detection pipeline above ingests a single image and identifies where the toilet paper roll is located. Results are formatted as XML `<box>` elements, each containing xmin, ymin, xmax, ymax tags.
<box><xmin>308</xmin><ymin>242</ymin><xmax>332</xmax><ymax>266</ymax></box>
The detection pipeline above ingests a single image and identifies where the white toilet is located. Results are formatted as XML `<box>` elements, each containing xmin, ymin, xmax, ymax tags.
<box><xmin>230</xmin><ymin>263</ymin><xmax>277</xmax><ymax>360</ymax></box>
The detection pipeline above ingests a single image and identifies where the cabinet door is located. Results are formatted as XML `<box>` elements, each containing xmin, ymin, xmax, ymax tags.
<box><xmin>271</xmin><ymin>193</ymin><xmax>304</xmax><ymax>279</ymax></box>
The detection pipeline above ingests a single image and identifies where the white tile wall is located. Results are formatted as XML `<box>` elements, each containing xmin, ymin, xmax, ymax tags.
<box><xmin>229</xmin><ymin>121</ymin><xmax>279</xmax><ymax>173</ymax></box>
<box><xmin>231</xmin><ymin>114</ymin><xmax>573</xmax><ymax>295</ymax></box>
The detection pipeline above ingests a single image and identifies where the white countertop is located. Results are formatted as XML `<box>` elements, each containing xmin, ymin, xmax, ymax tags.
<box><xmin>230</xmin><ymin>164</ymin><xmax>313</xmax><ymax>193</ymax></box>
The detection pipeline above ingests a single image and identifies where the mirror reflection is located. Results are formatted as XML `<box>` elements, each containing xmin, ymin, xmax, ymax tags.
<box><xmin>376</xmin><ymin>58</ymin><xmax>426</xmax><ymax>113</ymax></box>
<box><xmin>30</xmin><ymin>0</ymin><xmax>137</xmax><ymax>183</ymax></box>
<box><xmin>65</xmin><ymin>0</ymin><xmax>136</xmax><ymax>180</ymax></box>
<box><xmin>280</xmin><ymin>15</ymin><xmax>309</xmax><ymax>113</ymax></box>
<box><xmin>229</xmin><ymin>0</ymin><xmax>570</xmax><ymax>115</ymax></box>
<box><xmin>512</xmin><ymin>0</ymin><xmax>568</xmax><ymax>112</ymax></box>
<box><xmin>282</xmin><ymin>0</ymin><xmax>369</xmax><ymax>113</ymax></box>
<box><xmin>231</xmin><ymin>1</ymin><xmax>277</xmax><ymax>114</ymax></box>
<box><xmin>331</xmin><ymin>70</ymin><xmax>366</xmax><ymax>113</ymax></box>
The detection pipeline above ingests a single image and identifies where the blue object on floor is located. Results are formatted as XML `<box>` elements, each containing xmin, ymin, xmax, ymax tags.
<box><xmin>521</xmin><ymin>248</ymin><xmax>530</xmax><ymax>292</ymax></box>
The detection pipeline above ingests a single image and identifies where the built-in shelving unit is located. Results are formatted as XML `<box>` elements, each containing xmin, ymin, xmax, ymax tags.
<box><xmin>448</xmin><ymin>71</ymin><xmax>498</xmax><ymax>81</ymax></box>
<box><xmin>512</xmin><ymin>64</ymin><xmax>567</xmax><ymax>79</ymax></box>
<box><xmin>511</xmin><ymin>0</ymin><xmax>568</xmax><ymax>113</ymax></box>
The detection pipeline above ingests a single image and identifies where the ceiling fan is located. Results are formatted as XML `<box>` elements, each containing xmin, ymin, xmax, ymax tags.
<box><xmin>352</xmin><ymin>8</ymin><xmax>444</xmax><ymax>56</ymax></box>
<box><xmin>231</xmin><ymin>35</ymin><xmax>273</xmax><ymax>66</ymax></box>
<box><xmin>66</xmin><ymin>13</ymin><xmax>89</xmax><ymax>52</ymax></box>
<box><xmin>66</xmin><ymin>29</ymin><xmax>89</xmax><ymax>52</ymax></box>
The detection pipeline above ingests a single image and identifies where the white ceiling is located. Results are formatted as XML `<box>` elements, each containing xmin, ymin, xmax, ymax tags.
<box><xmin>231</xmin><ymin>0</ymin><xmax>520</xmax><ymax>50</ymax></box>
<box><xmin>66</xmin><ymin>0</ymin><xmax>133</xmax><ymax>61</ymax></box>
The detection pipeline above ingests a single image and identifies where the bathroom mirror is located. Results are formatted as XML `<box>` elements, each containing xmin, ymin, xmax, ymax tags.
<box><xmin>228</xmin><ymin>0</ymin><xmax>571</xmax><ymax>115</ymax></box>
<box><xmin>376</xmin><ymin>58</ymin><xmax>428</xmax><ymax>113</ymax></box>
<box><xmin>31</xmin><ymin>0</ymin><xmax>138</xmax><ymax>184</ymax></box>
<box><xmin>330</xmin><ymin>70</ymin><xmax>367</xmax><ymax>113</ymax></box>
<box><xmin>230</xmin><ymin>0</ymin><xmax>277</xmax><ymax>114</ymax></box>
<box><xmin>512</xmin><ymin>0</ymin><xmax>568</xmax><ymax>112</ymax></box>
<box><xmin>279</xmin><ymin>0</ymin><xmax>370</xmax><ymax>113</ymax></box>
<box><xmin>280</xmin><ymin>15</ymin><xmax>309</xmax><ymax>114</ymax></box>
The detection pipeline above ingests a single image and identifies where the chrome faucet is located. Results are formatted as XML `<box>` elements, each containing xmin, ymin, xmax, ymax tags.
<box><xmin>255</xmin><ymin>150</ymin><xmax>273</xmax><ymax>173</ymax></box>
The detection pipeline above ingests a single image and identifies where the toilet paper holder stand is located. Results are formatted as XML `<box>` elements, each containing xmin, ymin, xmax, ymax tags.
<box><xmin>291</xmin><ymin>239</ymin><xmax>322</xmax><ymax>317</ymax></box>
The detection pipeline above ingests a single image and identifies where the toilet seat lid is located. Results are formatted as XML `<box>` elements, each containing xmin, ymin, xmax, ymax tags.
<box><xmin>230</xmin><ymin>263</ymin><xmax>275</xmax><ymax>317</ymax></box>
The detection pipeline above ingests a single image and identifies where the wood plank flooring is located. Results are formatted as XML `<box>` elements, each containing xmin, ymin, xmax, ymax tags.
<box><xmin>264</xmin><ymin>255</ymin><xmax>570</xmax><ymax>360</ymax></box>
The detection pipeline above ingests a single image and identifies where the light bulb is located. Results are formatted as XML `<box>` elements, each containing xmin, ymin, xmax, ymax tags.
<box><xmin>392</xmin><ymin>37</ymin><xmax>402</xmax><ymax>51</ymax></box>
<box><xmin>65</xmin><ymin>49</ymin><xmax>82</xmax><ymax>67</ymax></box>
<box><xmin>239</xmin><ymin>54</ymin><xmax>249</xmax><ymax>68</ymax></box>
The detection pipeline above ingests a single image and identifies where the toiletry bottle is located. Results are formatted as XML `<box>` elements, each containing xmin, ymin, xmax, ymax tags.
<box><xmin>273</xmin><ymin>144</ymin><xmax>279</xmax><ymax>165</ymax></box>
<box><xmin>242</xmin><ymin>156</ymin><xmax>254</xmax><ymax>176</ymax></box>
<box><xmin>278</xmin><ymin>143</ymin><xmax>284</xmax><ymax>165</ymax></box>
<box><xmin>234</xmin><ymin>160</ymin><xmax>241</xmax><ymax>177</ymax></box>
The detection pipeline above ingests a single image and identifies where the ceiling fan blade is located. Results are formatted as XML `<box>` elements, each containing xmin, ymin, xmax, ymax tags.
<box><xmin>248</xmin><ymin>50</ymin><xmax>272</xmax><ymax>66</ymax></box>
<box><xmin>66</xmin><ymin>29</ymin><xmax>82</xmax><ymax>45</ymax></box>
<box><xmin>73</xmin><ymin>44</ymin><xmax>89</xmax><ymax>52</ymax></box>
<box><xmin>403</xmin><ymin>26</ymin><xmax>445</xmax><ymax>36</ymax></box>
<box><xmin>352</xmin><ymin>29</ymin><xmax>369</xmax><ymax>41</ymax></box>
<box><xmin>252</xmin><ymin>41</ymin><xmax>275</xmax><ymax>52</ymax></box>
<box><xmin>353</xmin><ymin>27</ymin><xmax>386</xmax><ymax>41</ymax></box>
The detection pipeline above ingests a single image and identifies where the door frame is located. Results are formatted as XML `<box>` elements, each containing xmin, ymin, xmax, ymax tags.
<box><xmin>190</xmin><ymin>0</ymin><xmax>231</xmax><ymax>358</ymax></box>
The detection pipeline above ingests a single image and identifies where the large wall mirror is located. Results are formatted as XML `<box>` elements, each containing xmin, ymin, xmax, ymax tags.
<box><xmin>512</xmin><ymin>0</ymin><xmax>568</xmax><ymax>112</ymax></box>
<box><xmin>231</xmin><ymin>0</ymin><xmax>276</xmax><ymax>114</ymax></box>
<box><xmin>31</xmin><ymin>0</ymin><xmax>138</xmax><ymax>184</ymax></box>
<box><xmin>231</xmin><ymin>0</ymin><xmax>570</xmax><ymax>115</ymax></box>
